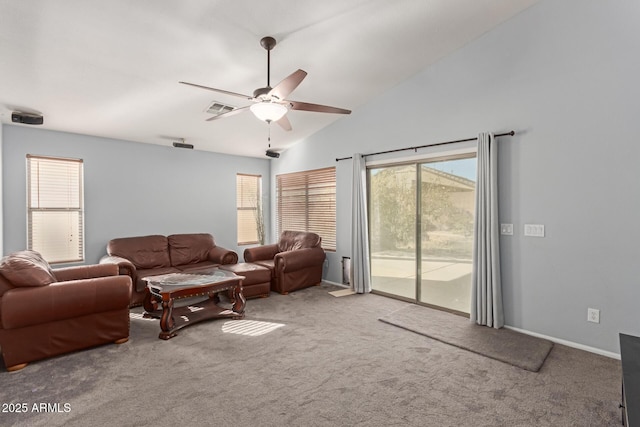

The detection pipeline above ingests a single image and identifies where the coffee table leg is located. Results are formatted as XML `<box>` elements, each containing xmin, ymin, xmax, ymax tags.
<box><xmin>159</xmin><ymin>298</ymin><xmax>177</xmax><ymax>340</ymax></box>
<box><xmin>231</xmin><ymin>283</ymin><xmax>246</xmax><ymax>318</ymax></box>
<box><xmin>143</xmin><ymin>288</ymin><xmax>158</xmax><ymax>313</ymax></box>
<box><xmin>210</xmin><ymin>292</ymin><xmax>221</xmax><ymax>304</ymax></box>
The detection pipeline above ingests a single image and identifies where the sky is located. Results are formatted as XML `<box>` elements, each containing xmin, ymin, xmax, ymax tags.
<box><xmin>427</xmin><ymin>157</ymin><xmax>476</xmax><ymax>181</ymax></box>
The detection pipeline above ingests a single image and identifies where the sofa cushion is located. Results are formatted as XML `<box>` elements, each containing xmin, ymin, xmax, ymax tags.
<box><xmin>168</xmin><ymin>233</ymin><xmax>215</xmax><ymax>266</ymax></box>
<box><xmin>253</xmin><ymin>259</ymin><xmax>275</xmax><ymax>274</ymax></box>
<box><xmin>108</xmin><ymin>235</ymin><xmax>170</xmax><ymax>269</ymax></box>
<box><xmin>277</xmin><ymin>231</ymin><xmax>322</xmax><ymax>252</ymax></box>
<box><xmin>219</xmin><ymin>263</ymin><xmax>271</xmax><ymax>283</ymax></box>
<box><xmin>0</xmin><ymin>250</ymin><xmax>56</xmax><ymax>287</ymax></box>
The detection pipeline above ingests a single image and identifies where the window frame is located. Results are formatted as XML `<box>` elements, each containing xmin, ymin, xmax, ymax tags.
<box><xmin>26</xmin><ymin>154</ymin><xmax>85</xmax><ymax>264</ymax></box>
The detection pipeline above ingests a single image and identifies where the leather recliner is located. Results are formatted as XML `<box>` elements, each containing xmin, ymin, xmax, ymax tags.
<box><xmin>0</xmin><ymin>250</ymin><xmax>131</xmax><ymax>372</ymax></box>
<box><xmin>243</xmin><ymin>230</ymin><xmax>326</xmax><ymax>294</ymax></box>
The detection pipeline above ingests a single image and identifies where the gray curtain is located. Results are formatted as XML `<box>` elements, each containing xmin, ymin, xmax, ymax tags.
<box><xmin>351</xmin><ymin>153</ymin><xmax>371</xmax><ymax>293</ymax></box>
<box><xmin>471</xmin><ymin>132</ymin><xmax>504</xmax><ymax>328</ymax></box>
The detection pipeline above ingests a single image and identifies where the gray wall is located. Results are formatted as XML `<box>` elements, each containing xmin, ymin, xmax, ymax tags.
<box><xmin>2</xmin><ymin>125</ymin><xmax>270</xmax><ymax>264</ymax></box>
<box><xmin>271</xmin><ymin>0</ymin><xmax>640</xmax><ymax>353</ymax></box>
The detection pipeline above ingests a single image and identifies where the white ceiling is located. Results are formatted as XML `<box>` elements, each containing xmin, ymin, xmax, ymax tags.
<box><xmin>0</xmin><ymin>0</ymin><xmax>538</xmax><ymax>158</ymax></box>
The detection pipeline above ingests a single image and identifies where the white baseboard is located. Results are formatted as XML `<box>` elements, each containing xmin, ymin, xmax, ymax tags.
<box><xmin>504</xmin><ymin>325</ymin><xmax>620</xmax><ymax>360</ymax></box>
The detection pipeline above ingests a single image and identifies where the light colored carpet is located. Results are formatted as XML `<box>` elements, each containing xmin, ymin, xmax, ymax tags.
<box><xmin>0</xmin><ymin>283</ymin><xmax>621</xmax><ymax>427</ymax></box>
<box><xmin>379</xmin><ymin>304</ymin><xmax>554</xmax><ymax>372</ymax></box>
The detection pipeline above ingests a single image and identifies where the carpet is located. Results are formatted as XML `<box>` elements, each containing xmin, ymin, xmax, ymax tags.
<box><xmin>379</xmin><ymin>304</ymin><xmax>554</xmax><ymax>372</ymax></box>
<box><xmin>0</xmin><ymin>284</ymin><xmax>620</xmax><ymax>427</ymax></box>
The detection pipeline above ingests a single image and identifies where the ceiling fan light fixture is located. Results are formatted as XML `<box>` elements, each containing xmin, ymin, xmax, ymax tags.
<box><xmin>250</xmin><ymin>102</ymin><xmax>287</xmax><ymax>122</ymax></box>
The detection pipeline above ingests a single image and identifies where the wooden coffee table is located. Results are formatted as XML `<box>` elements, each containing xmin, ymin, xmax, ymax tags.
<box><xmin>142</xmin><ymin>269</ymin><xmax>245</xmax><ymax>340</ymax></box>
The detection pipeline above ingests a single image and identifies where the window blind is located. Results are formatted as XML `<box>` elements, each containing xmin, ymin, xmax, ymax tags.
<box><xmin>237</xmin><ymin>174</ymin><xmax>262</xmax><ymax>245</ymax></box>
<box><xmin>276</xmin><ymin>167</ymin><xmax>336</xmax><ymax>251</ymax></box>
<box><xmin>27</xmin><ymin>155</ymin><xmax>84</xmax><ymax>264</ymax></box>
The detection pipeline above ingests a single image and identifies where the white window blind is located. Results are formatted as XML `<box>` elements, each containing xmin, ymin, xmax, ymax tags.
<box><xmin>27</xmin><ymin>155</ymin><xmax>84</xmax><ymax>264</ymax></box>
<box><xmin>237</xmin><ymin>174</ymin><xmax>262</xmax><ymax>245</ymax></box>
<box><xmin>276</xmin><ymin>167</ymin><xmax>336</xmax><ymax>251</ymax></box>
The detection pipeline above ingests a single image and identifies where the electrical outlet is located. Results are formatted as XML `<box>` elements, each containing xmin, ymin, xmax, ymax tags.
<box><xmin>500</xmin><ymin>223</ymin><xmax>513</xmax><ymax>235</ymax></box>
<box><xmin>587</xmin><ymin>308</ymin><xmax>600</xmax><ymax>324</ymax></box>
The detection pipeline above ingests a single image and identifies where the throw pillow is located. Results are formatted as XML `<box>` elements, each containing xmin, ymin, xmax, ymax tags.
<box><xmin>0</xmin><ymin>250</ymin><xmax>57</xmax><ymax>287</ymax></box>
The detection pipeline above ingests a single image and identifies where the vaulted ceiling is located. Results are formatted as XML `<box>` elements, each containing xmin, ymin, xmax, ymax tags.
<box><xmin>0</xmin><ymin>0</ymin><xmax>538</xmax><ymax>158</ymax></box>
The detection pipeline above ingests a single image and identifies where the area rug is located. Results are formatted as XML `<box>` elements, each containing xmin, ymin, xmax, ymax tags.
<box><xmin>379</xmin><ymin>304</ymin><xmax>554</xmax><ymax>372</ymax></box>
<box><xmin>329</xmin><ymin>288</ymin><xmax>356</xmax><ymax>297</ymax></box>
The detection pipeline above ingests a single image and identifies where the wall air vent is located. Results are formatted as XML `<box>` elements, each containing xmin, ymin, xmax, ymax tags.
<box><xmin>206</xmin><ymin>101</ymin><xmax>235</xmax><ymax>116</ymax></box>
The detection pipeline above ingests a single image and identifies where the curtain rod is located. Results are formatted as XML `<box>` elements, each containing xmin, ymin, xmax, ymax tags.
<box><xmin>335</xmin><ymin>130</ymin><xmax>515</xmax><ymax>162</ymax></box>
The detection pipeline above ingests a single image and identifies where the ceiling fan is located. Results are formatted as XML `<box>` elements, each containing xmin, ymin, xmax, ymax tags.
<box><xmin>179</xmin><ymin>36</ymin><xmax>351</xmax><ymax>131</ymax></box>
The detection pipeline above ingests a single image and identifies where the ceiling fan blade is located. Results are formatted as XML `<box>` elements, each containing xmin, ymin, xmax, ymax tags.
<box><xmin>179</xmin><ymin>81</ymin><xmax>253</xmax><ymax>100</ymax></box>
<box><xmin>275</xmin><ymin>114</ymin><xmax>292</xmax><ymax>131</ymax></box>
<box><xmin>288</xmin><ymin>100</ymin><xmax>351</xmax><ymax>115</ymax></box>
<box><xmin>205</xmin><ymin>105</ymin><xmax>251</xmax><ymax>122</ymax></box>
<box><xmin>268</xmin><ymin>69</ymin><xmax>307</xmax><ymax>100</ymax></box>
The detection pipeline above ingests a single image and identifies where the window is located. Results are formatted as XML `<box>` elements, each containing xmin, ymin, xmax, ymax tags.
<box><xmin>237</xmin><ymin>174</ymin><xmax>263</xmax><ymax>245</ymax></box>
<box><xmin>27</xmin><ymin>155</ymin><xmax>84</xmax><ymax>264</ymax></box>
<box><xmin>276</xmin><ymin>167</ymin><xmax>336</xmax><ymax>251</ymax></box>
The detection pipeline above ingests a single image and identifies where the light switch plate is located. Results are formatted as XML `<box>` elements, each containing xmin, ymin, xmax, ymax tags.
<box><xmin>524</xmin><ymin>224</ymin><xmax>545</xmax><ymax>237</ymax></box>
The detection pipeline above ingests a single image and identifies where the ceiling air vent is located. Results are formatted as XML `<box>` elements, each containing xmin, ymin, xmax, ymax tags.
<box><xmin>206</xmin><ymin>101</ymin><xmax>235</xmax><ymax>116</ymax></box>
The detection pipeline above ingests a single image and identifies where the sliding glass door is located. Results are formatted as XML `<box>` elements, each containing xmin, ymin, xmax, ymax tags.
<box><xmin>368</xmin><ymin>164</ymin><xmax>417</xmax><ymax>300</ymax></box>
<box><xmin>419</xmin><ymin>158</ymin><xmax>476</xmax><ymax>313</ymax></box>
<box><xmin>369</xmin><ymin>155</ymin><xmax>476</xmax><ymax>314</ymax></box>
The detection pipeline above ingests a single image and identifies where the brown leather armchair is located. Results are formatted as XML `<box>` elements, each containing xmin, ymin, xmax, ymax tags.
<box><xmin>243</xmin><ymin>231</ymin><xmax>326</xmax><ymax>294</ymax></box>
<box><xmin>0</xmin><ymin>251</ymin><xmax>131</xmax><ymax>372</ymax></box>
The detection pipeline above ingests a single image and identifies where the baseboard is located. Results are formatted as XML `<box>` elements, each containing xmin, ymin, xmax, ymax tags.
<box><xmin>504</xmin><ymin>325</ymin><xmax>620</xmax><ymax>360</ymax></box>
<box><xmin>322</xmin><ymin>280</ymin><xmax>350</xmax><ymax>288</ymax></box>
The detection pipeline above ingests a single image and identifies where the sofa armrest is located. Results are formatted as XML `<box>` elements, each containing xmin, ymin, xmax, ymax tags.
<box><xmin>208</xmin><ymin>246</ymin><xmax>238</xmax><ymax>265</ymax></box>
<box><xmin>53</xmin><ymin>263</ymin><xmax>118</xmax><ymax>282</ymax></box>
<box><xmin>1</xmin><ymin>275</ymin><xmax>132</xmax><ymax>330</ymax></box>
<box><xmin>100</xmin><ymin>255</ymin><xmax>137</xmax><ymax>278</ymax></box>
<box><xmin>244</xmin><ymin>244</ymin><xmax>279</xmax><ymax>262</ymax></box>
<box><xmin>275</xmin><ymin>247</ymin><xmax>326</xmax><ymax>273</ymax></box>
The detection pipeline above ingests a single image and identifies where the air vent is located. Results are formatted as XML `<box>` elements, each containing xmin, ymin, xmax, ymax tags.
<box><xmin>206</xmin><ymin>101</ymin><xmax>235</xmax><ymax>116</ymax></box>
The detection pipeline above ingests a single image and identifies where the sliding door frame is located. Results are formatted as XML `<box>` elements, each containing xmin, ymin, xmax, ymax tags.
<box><xmin>367</xmin><ymin>146</ymin><xmax>477</xmax><ymax>316</ymax></box>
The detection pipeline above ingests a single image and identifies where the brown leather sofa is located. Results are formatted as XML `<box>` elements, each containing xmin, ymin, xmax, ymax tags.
<box><xmin>243</xmin><ymin>230</ymin><xmax>326</xmax><ymax>294</ymax></box>
<box><xmin>0</xmin><ymin>250</ymin><xmax>131</xmax><ymax>372</ymax></box>
<box><xmin>100</xmin><ymin>233</ymin><xmax>238</xmax><ymax>306</ymax></box>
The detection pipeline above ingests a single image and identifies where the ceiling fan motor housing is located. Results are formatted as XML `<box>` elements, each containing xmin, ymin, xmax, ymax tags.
<box><xmin>253</xmin><ymin>87</ymin><xmax>272</xmax><ymax>99</ymax></box>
